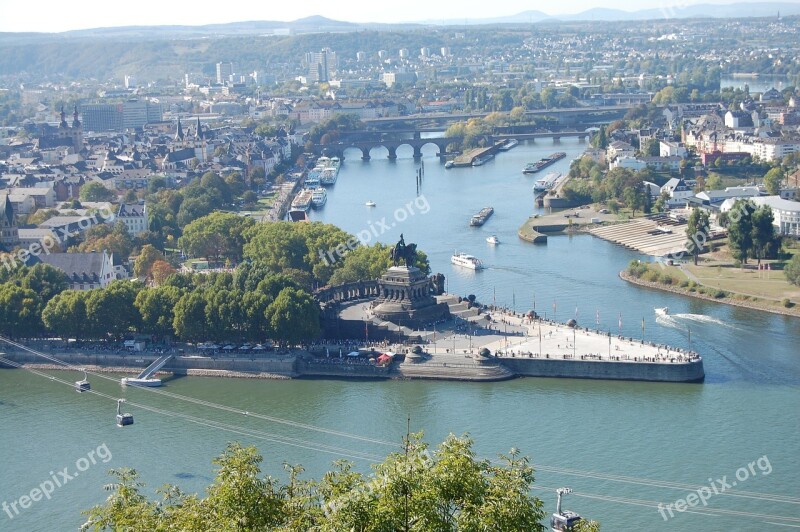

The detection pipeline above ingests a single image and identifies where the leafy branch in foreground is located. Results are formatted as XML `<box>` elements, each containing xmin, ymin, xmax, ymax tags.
<box><xmin>81</xmin><ymin>433</ymin><xmax>600</xmax><ymax>531</ymax></box>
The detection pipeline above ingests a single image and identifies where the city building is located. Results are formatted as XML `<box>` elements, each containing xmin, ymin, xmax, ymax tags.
<box><xmin>0</xmin><ymin>194</ymin><xmax>20</xmax><ymax>249</ymax></box>
<box><xmin>305</xmin><ymin>49</ymin><xmax>337</xmax><ymax>83</ymax></box>
<box><xmin>116</xmin><ymin>203</ymin><xmax>148</xmax><ymax>237</ymax></box>
<box><xmin>216</xmin><ymin>62</ymin><xmax>234</xmax><ymax>84</ymax></box>
<box><xmin>31</xmin><ymin>251</ymin><xmax>119</xmax><ymax>290</ymax></box>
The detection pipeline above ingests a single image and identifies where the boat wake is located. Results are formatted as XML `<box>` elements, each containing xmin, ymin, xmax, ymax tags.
<box><xmin>671</xmin><ymin>313</ymin><xmax>737</xmax><ymax>329</ymax></box>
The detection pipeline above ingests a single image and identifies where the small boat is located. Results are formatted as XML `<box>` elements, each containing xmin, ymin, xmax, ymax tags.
<box><xmin>655</xmin><ymin>307</ymin><xmax>669</xmax><ymax>317</ymax></box>
<box><xmin>365</xmin><ymin>201</ymin><xmax>376</xmax><ymax>207</ymax></box>
<box><xmin>121</xmin><ymin>377</ymin><xmax>162</xmax><ymax>387</ymax></box>
<box><xmin>445</xmin><ymin>161</ymin><xmax>454</xmax><ymax>169</ymax></box>
<box><xmin>451</xmin><ymin>252</ymin><xmax>484</xmax><ymax>270</ymax></box>
<box><xmin>486</xmin><ymin>235</ymin><xmax>500</xmax><ymax>245</ymax></box>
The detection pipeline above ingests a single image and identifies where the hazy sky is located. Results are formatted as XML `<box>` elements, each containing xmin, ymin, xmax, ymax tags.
<box><xmin>0</xmin><ymin>0</ymin><xmax>782</xmax><ymax>32</ymax></box>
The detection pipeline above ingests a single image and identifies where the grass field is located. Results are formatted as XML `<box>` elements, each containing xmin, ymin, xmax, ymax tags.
<box><xmin>684</xmin><ymin>263</ymin><xmax>800</xmax><ymax>302</ymax></box>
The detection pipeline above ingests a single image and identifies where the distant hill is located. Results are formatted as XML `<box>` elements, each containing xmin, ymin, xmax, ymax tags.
<box><xmin>422</xmin><ymin>2</ymin><xmax>800</xmax><ymax>24</ymax></box>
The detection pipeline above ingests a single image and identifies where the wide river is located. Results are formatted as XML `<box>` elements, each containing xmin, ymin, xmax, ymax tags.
<box><xmin>2</xmin><ymin>139</ymin><xmax>798</xmax><ymax>531</ymax></box>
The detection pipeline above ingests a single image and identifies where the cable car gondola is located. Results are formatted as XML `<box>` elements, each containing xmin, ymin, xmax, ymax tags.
<box><xmin>75</xmin><ymin>369</ymin><xmax>91</xmax><ymax>392</ymax></box>
<box><xmin>116</xmin><ymin>399</ymin><xmax>134</xmax><ymax>427</ymax></box>
<box><xmin>551</xmin><ymin>487</ymin><xmax>582</xmax><ymax>531</ymax></box>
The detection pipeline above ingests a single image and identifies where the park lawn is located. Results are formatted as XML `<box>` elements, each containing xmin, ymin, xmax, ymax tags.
<box><xmin>257</xmin><ymin>197</ymin><xmax>275</xmax><ymax>208</ymax></box>
<box><xmin>685</xmin><ymin>263</ymin><xmax>800</xmax><ymax>301</ymax></box>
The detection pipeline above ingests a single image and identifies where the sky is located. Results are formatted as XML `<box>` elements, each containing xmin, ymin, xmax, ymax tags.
<box><xmin>0</xmin><ymin>0</ymin><xmax>784</xmax><ymax>32</ymax></box>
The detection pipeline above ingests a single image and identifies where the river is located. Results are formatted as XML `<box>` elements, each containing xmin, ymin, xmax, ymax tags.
<box><xmin>1</xmin><ymin>138</ymin><xmax>799</xmax><ymax>530</ymax></box>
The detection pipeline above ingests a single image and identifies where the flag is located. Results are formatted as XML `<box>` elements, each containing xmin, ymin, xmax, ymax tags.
<box><xmin>553</xmin><ymin>299</ymin><xmax>557</xmax><ymax>314</ymax></box>
<box><xmin>575</xmin><ymin>306</ymin><xmax>579</xmax><ymax>319</ymax></box>
<box><xmin>767</xmin><ymin>263</ymin><xmax>771</xmax><ymax>271</ymax></box>
<box><xmin>618</xmin><ymin>312</ymin><xmax>622</xmax><ymax>330</ymax></box>
<box><xmin>642</xmin><ymin>317</ymin><xmax>645</xmax><ymax>334</ymax></box>
<box><xmin>596</xmin><ymin>309</ymin><xmax>600</xmax><ymax>326</ymax></box>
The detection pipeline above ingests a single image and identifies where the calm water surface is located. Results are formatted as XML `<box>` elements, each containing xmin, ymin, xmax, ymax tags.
<box><xmin>2</xmin><ymin>139</ymin><xmax>798</xmax><ymax>530</ymax></box>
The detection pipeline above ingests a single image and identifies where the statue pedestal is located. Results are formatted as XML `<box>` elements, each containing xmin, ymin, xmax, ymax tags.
<box><xmin>372</xmin><ymin>266</ymin><xmax>450</xmax><ymax>326</ymax></box>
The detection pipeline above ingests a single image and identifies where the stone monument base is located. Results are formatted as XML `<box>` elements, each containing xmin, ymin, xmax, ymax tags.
<box><xmin>372</xmin><ymin>266</ymin><xmax>450</xmax><ymax>326</ymax></box>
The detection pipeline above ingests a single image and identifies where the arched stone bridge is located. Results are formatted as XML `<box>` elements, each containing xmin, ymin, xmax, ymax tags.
<box><xmin>313</xmin><ymin>137</ymin><xmax>461</xmax><ymax>161</ymax></box>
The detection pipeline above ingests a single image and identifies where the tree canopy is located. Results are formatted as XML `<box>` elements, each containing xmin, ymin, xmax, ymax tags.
<box><xmin>81</xmin><ymin>434</ymin><xmax>598</xmax><ymax>531</ymax></box>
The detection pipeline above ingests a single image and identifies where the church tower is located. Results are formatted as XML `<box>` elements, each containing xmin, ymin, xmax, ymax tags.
<box><xmin>0</xmin><ymin>194</ymin><xmax>20</xmax><ymax>249</ymax></box>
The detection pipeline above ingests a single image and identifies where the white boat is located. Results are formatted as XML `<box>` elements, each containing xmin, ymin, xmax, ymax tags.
<box><xmin>655</xmin><ymin>307</ymin><xmax>669</xmax><ymax>317</ymax></box>
<box><xmin>121</xmin><ymin>377</ymin><xmax>162</xmax><ymax>387</ymax></box>
<box><xmin>290</xmin><ymin>189</ymin><xmax>313</xmax><ymax>211</ymax></box>
<box><xmin>320</xmin><ymin>167</ymin><xmax>339</xmax><ymax>186</ymax></box>
<box><xmin>311</xmin><ymin>187</ymin><xmax>327</xmax><ymax>207</ymax></box>
<box><xmin>486</xmin><ymin>235</ymin><xmax>500</xmax><ymax>245</ymax></box>
<box><xmin>445</xmin><ymin>161</ymin><xmax>454</xmax><ymax>169</ymax></box>
<box><xmin>533</xmin><ymin>172</ymin><xmax>561</xmax><ymax>192</ymax></box>
<box><xmin>451</xmin><ymin>252</ymin><xmax>484</xmax><ymax>270</ymax></box>
<box><xmin>472</xmin><ymin>153</ymin><xmax>494</xmax><ymax>166</ymax></box>
<box><xmin>365</xmin><ymin>200</ymin><xmax>376</xmax><ymax>207</ymax></box>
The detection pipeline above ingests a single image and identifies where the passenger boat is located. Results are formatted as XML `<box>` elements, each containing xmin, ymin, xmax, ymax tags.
<box><xmin>472</xmin><ymin>153</ymin><xmax>494</xmax><ymax>166</ymax></box>
<box><xmin>290</xmin><ymin>189</ymin><xmax>313</xmax><ymax>212</ymax></box>
<box><xmin>320</xmin><ymin>166</ymin><xmax>339</xmax><ymax>185</ymax></box>
<box><xmin>486</xmin><ymin>235</ymin><xmax>500</xmax><ymax>245</ymax></box>
<box><xmin>655</xmin><ymin>307</ymin><xmax>669</xmax><ymax>317</ymax></box>
<box><xmin>533</xmin><ymin>172</ymin><xmax>561</xmax><ymax>192</ymax></box>
<box><xmin>469</xmin><ymin>206</ymin><xmax>494</xmax><ymax>227</ymax></box>
<box><xmin>121</xmin><ymin>377</ymin><xmax>162</xmax><ymax>387</ymax></box>
<box><xmin>311</xmin><ymin>187</ymin><xmax>327</xmax><ymax>207</ymax></box>
<box><xmin>451</xmin><ymin>252</ymin><xmax>484</xmax><ymax>270</ymax></box>
<box><xmin>365</xmin><ymin>200</ymin><xmax>376</xmax><ymax>207</ymax></box>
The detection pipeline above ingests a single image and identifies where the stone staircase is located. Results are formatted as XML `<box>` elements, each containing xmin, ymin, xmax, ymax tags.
<box><xmin>394</xmin><ymin>354</ymin><xmax>515</xmax><ymax>382</ymax></box>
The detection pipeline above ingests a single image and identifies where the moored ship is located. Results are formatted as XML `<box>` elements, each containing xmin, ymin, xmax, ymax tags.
<box><xmin>290</xmin><ymin>188</ymin><xmax>314</xmax><ymax>212</ymax></box>
<box><xmin>311</xmin><ymin>187</ymin><xmax>327</xmax><ymax>208</ymax></box>
<box><xmin>498</xmin><ymin>138</ymin><xmax>519</xmax><ymax>151</ymax></box>
<box><xmin>533</xmin><ymin>172</ymin><xmax>561</xmax><ymax>192</ymax></box>
<box><xmin>523</xmin><ymin>152</ymin><xmax>566</xmax><ymax>174</ymax></box>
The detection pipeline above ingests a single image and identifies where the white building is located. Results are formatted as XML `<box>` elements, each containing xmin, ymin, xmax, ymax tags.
<box><xmin>117</xmin><ymin>203</ymin><xmax>148</xmax><ymax>237</ymax></box>
<box><xmin>659</xmin><ymin>140</ymin><xmax>687</xmax><ymax>158</ymax></box>
<box><xmin>752</xmin><ymin>196</ymin><xmax>800</xmax><ymax>237</ymax></box>
<box><xmin>606</xmin><ymin>140</ymin><xmax>635</xmax><ymax>163</ymax></box>
<box><xmin>720</xmin><ymin>196</ymin><xmax>800</xmax><ymax>237</ymax></box>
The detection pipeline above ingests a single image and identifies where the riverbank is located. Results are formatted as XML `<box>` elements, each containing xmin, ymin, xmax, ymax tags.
<box><xmin>620</xmin><ymin>269</ymin><xmax>800</xmax><ymax>318</ymax></box>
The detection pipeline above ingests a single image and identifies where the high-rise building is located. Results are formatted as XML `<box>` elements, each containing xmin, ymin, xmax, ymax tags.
<box><xmin>305</xmin><ymin>48</ymin><xmax>337</xmax><ymax>83</ymax></box>
<box><xmin>81</xmin><ymin>103</ymin><xmax>123</xmax><ymax>132</ymax></box>
<box><xmin>216</xmin><ymin>62</ymin><xmax>234</xmax><ymax>84</ymax></box>
<box><xmin>124</xmin><ymin>75</ymin><xmax>137</xmax><ymax>89</ymax></box>
<box><xmin>81</xmin><ymin>100</ymin><xmax>162</xmax><ymax>132</ymax></box>
<box><xmin>399</xmin><ymin>48</ymin><xmax>409</xmax><ymax>59</ymax></box>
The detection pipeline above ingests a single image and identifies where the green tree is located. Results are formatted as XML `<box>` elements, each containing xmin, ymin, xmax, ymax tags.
<box><xmin>172</xmin><ymin>291</ymin><xmax>208</xmax><ymax>342</ymax></box>
<box><xmin>591</xmin><ymin>126</ymin><xmax>608</xmax><ymax>149</ymax></box>
<box><xmin>243</xmin><ymin>222</ymin><xmax>310</xmax><ymax>273</ymax></box>
<box><xmin>18</xmin><ymin>263</ymin><xmax>69</xmax><ymax>304</ymax></box>
<box><xmin>785</xmin><ymin>254</ymin><xmax>800</xmax><ymax>286</ymax></box>
<box><xmin>135</xmin><ymin>285</ymin><xmax>182</xmax><ymax>338</ymax></box>
<box><xmin>42</xmin><ymin>290</ymin><xmax>88</xmax><ymax>339</ymax></box>
<box><xmin>0</xmin><ymin>284</ymin><xmax>42</xmax><ymax>337</ymax></box>
<box><xmin>763</xmin><ymin>167</ymin><xmax>784</xmax><ymax>195</ymax></box>
<box><xmin>80</xmin><ymin>182</ymin><xmax>116</xmax><ymax>202</ymax></box>
<box><xmin>727</xmin><ymin>200</ymin><xmax>755</xmax><ymax>264</ymax></box>
<box><xmin>179</xmin><ymin>212</ymin><xmax>254</xmax><ymax>263</ymax></box>
<box><xmin>85</xmin><ymin>281</ymin><xmax>142</xmax><ymax>339</ymax></box>
<box><xmin>264</xmin><ymin>287</ymin><xmax>320</xmax><ymax>346</ymax></box>
<box><xmin>133</xmin><ymin>244</ymin><xmax>162</xmax><ymax>279</ymax></box>
<box><xmin>751</xmin><ymin>205</ymin><xmax>776</xmax><ymax>264</ymax></box>
<box><xmin>83</xmin><ymin>435</ymin><xmax>562</xmax><ymax>531</ymax></box>
<box><xmin>686</xmin><ymin>208</ymin><xmax>711</xmax><ymax>265</ymax></box>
